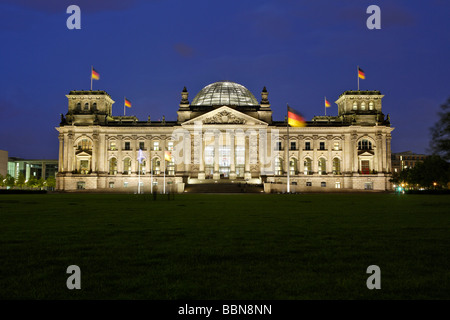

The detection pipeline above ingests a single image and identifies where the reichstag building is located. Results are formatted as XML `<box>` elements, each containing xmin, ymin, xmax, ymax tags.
<box><xmin>56</xmin><ymin>81</ymin><xmax>393</xmax><ymax>192</ymax></box>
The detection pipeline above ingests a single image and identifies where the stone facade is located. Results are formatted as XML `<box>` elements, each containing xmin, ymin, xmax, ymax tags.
<box><xmin>56</xmin><ymin>82</ymin><xmax>394</xmax><ymax>192</ymax></box>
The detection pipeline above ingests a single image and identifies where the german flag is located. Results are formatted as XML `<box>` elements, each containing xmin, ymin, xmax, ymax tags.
<box><xmin>124</xmin><ymin>98</ymin><xmax>132</xmax><ymax>108</ymax></box>
<box><xmin>325</xmin><ymin>97</ymin><xmax>331</xmax><ymax>107</ymax></box>
<box><xmin>287</xmin><ymin>105</ymin><xmax>306</xmax><ymax>127</ymax></box>
<box><xmin>165</xmin><ymin>151</ymin><xmax>172</xmax><ymax>162</ymax></box>
<box><xmin>358</xmin><ymin>67</ymin><xmax>365</xmax><ymax>79</ymax></box>
<box><xmin>91</xmin><ymin>68</ymin><xmax>100</xmax><ymax>80</ymax></box>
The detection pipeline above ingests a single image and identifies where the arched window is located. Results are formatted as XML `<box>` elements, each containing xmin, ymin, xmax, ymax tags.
<box><xmin>289</xmin><ymin>158</ymin><xmax>297</xmax><ymax>175</ymax></box>
<box><xmin>358</xmin><ymin>139</ymin><xmax>373</xmax><ymax>150</ymax></box>
<box><xmin>77</xmin><ymin>139</ymin><xmax>92</xmax><ymax>151</ymax></box>
<box><xmin>92</xmin><ymin>102</ymin><xmax>97</xmax><ymax>111</ymax></box>
<box><xmin>333</xmin><ymin>158</ymin><xmax>341</xmax><ymax>175</ymax></box>
<box><xmin>138</xmin><ymin>160</ymin><xmax>146</xmax><ymax>175</ymax></box>
<box><xmin>274</xmin><ymin>157</ymin><xmax>283</xmax><ymax>175</ymax></box>
<box><xmin>123</xmin><ymin>158</ymin><xmax>131</xmax><ymax>174</ymax></box>
<box><xmin>84</xmin><ymin>102</ymin><xmax>89</xmax><ymax>110</ymax></box>
<box><xmin>361</xmin><ymin>102</ymin><xmax>366</xmax><ymax>110</ymax></box>
<box><xmin>152</xmin><ymin>158</ymin><xmax>160</xmax><ymax>174</ymax></box>
<box><xmin>353</xmin><ymin>102</ymin><xmax>358</xmax><ymax>110</ymax></box>
<box><xmin>166</xmin><ymin>157</ymin><xmax>175</xmax><ymax>175</ymax></box>
<box><xmin>304</xmin><ymin>158</ymin><xmax>312</xmax><ymax>175</ymax></box>
<box><xmin>318</xmin><ymin>158</ymin><xmax>326</xmax><ymax>175</ymax></box>
<box><xmin>109</xmin><ymin>158</ymin><xmax>117</xmax><ymax>175</ymax></box>
<box><xmin>369</xmin><ymin>101</ymin><xmax>374</xmax><ymax>110</ymax></box>
<box><xmin>76</xmin><ymin>102</ymin><xmax>81</xmax><ymax>111</ymax></box>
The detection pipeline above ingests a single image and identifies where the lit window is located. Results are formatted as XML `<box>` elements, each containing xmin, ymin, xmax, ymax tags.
<box><xmin>123</xmin><ymin>158</ymin><xmax>131</xmax><ymax>174</ymax></box>
<box><xmin>109</xmin><ymin>182</ymin><xmax>114</xmax><ymax>188</ymax></box>
<box><xmin>276</xmin><ymin>141</ymin><xmax>282</xmax><ymax>151</ymax></box>
<box><xmin>335</xmin><ymin>182</ymin><xmax>341</xmax><ymax>188</ymax></box>
<box><xmin>153</xmin><ymin>141</ymin><xmax>159</xmax><ymax>151</ymax></box>
<box><xmin>77</xmin><ymin>181</ymin><xmax>85</xmax><ymax>189</ymax></box>
<box><xmin>321</xmin><ymin>182</ymin><xmax>326</xmax><ymax>187</ymax></box>
<box><xmin>124</xmin><ymin>182</ymin><xmax>129</xmax><ymax>188</ymax></box>
<box><xmin>353</xmin><ymin>102</ymin><xmax>357</xmax><ymax>110</ymax></box>
<box><xmin>110</xmin><ymin>141</ymin><xmax>116</xmax><ymax>150</ymax></box>
<box><xmin>274</xmin><ymin>157</ymin><xmax>283</xmax><ymax>175</ymax></box>
<box><xmin>304</xmin><ymin>158</ymin><xmax>312</xmax><ymax>175</ymax></box>
<box><xmin>361</xmin><ymin>102</ymin><xmax>366</xmax><ymax>110</ymax></box>
<box><xmin>369</xmin><ymin>102</ymin><xmax>374</xmax><ymax>110</ymax></box>
<box><xmin>334</xmin><ymin>142</ymin><xmax>339</xmax><ymax>150</ymax></box>
<box><xmin>318</xmin><ymin>158</ymin><xmax>326</xmax><ymax>175</ymax></box>
<box><xmin>167</xmin><ymin>141</ymin><xmax>174</xmax><ymax>151</ymax></box>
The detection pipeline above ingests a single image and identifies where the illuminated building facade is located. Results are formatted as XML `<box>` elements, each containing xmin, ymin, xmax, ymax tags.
<box><xmin>56</xmin><ymin>81</ymin><xmax>393</xmax><ymax>192</ymax></box>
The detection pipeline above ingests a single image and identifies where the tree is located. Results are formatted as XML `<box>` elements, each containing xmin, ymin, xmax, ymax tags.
<box><xmin>16</xmin><ymin>173</ymin><xmax>26</xmax><ymax>188</ymax></box>
<box><xmin>26</xmin><ymin>176</ymin><xmax>38</xmax><ymax>188</ymax></box>
<box><xmin>430</xmin><ymin>97</ymin><xmax>450</xmax><ymax>160</ymax></box>
<box><xmin>6</xmin><ymin>174</ymin><xmax>15</xmax><ymax>188</ymax></box>
<box><xmin>0</xmin><ymin>174</ymin><xmax>4</xmax><ymax>187</ymax></box>
<box><xmin>409</xmin><ymin>155</ymin><xmax>450</xmax><ymax>189</ymax></box>
<box><xmin>46</xmin><ymin>176</ymin><xmax>56</xmax><ymax>190</ymax></box>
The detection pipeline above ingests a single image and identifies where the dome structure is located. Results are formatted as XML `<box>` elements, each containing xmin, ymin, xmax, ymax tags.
<box><xmin>191</xmin><ymin>81</ymin><xmax>259</xmax><ymax>107</ymax></box>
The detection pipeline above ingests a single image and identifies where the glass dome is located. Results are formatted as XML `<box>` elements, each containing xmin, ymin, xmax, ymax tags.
<box><xmin>191</xmin><ymin>81</ymin><xmax>259</xmax><ymax>107</ymax></box>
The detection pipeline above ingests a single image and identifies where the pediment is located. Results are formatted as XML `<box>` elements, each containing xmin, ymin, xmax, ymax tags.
<box><xmin>182</xmin><ymin>106</ymin><xmax>268</xmax><ymax>126</ymax></box>
<box><xmin>358</xmin><ymin>151</ymin><xmax>374</xmax><ymax>157</ymax></box>
<box><xmin>76</xmin><ymin>150</ymin><xmax>92</xmax><ymax>157</ymax></box>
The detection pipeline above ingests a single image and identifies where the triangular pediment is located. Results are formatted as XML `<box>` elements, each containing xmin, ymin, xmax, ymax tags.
<box><xmin>182</xmin><ymin>106</ymin><xmax>268</xmax><ymax>126</ymax></box>
<box><xmin>358</xmin><ymin>151</ymin><xmax>374</xmax><ymax>157</ymax></box>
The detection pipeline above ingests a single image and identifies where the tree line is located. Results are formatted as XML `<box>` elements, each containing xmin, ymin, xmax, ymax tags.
<box><xmin>391</xmin><ymin>97</ymin><xmax>450</xmax><ymax>190</ymax></box>
<box><xmin>0</xmin><ymin>173</ymin><xmax>56</xmax><ymax>190</ymax></box>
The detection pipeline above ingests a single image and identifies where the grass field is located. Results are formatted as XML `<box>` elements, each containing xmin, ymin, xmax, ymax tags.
<box><xmin>0</xmin><ymin>193</ymin><xmax>449</xmax><ymax>300</ymax></box>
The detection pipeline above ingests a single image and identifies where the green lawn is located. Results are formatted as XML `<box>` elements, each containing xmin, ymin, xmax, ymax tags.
<box><xmin>0</xmin><ymin>193</ymin><xmax>449</xmax><ymax>299</ymax></box>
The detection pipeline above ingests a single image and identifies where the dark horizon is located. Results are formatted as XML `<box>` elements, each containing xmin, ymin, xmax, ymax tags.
<box><xmin>0</xmin><ymin>0</ymin><xmax>449</xmax><ymax>159</ymax></box>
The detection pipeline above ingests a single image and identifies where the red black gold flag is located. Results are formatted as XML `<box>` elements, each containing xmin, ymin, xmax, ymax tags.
<box><xmin>287</xmin><ymin>106</ymin><xmax>306</xmax><ymax>127</ymax></box>
<box><xmin>358</xmin><ymin>67</ymin><xmax>365</xmax><ymax>79</ymax></box>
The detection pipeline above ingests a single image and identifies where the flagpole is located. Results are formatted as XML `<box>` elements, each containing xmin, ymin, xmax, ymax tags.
<box><xmin>286</xmin><ymin>104</ymin><xmax>290</xmax><ymax>193</ymax></box>
<box><xmin>138</xmin><ymin>159</ymin><xmax>141</xmax><ymax>194</ymax></box>
<box><xmin>357</xmin><ymin>65</ymin><xmax>360</xmax><ymax>91</ymax></box>
<box><xmin>150</xmin><ymin>157</ymin><xmax>153</xmax><ymax>194</ymax></box>
<box><xmin>124</xmin><ymin>97</ymin><xmax>126</xmax><ymax>116</ymax></box>
<box><xmin>90</xmin><ymin>66</ymin><xmax>93</xmax><ymax>91</ymax></box>
<box><xmin>163</xmin><ymin>154</ymin><xmax>166</xmax><ymax>194</ymax></box>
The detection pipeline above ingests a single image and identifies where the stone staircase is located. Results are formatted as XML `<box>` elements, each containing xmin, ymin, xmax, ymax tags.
<box><xmin>184</xmin><ymin>182</ymin><xmax>264</xmax><ymax>193</ymax></box>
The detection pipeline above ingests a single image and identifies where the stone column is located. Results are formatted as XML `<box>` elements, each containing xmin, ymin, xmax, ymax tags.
<box><xmin>92</xmin><ymin>133</ymin><xmax>99</xmax><ymax>172</ymax></box>
<box><xmin>198</xmin><ymin>132</ymin><xmax>205</xmax><ymax>179</ymax></box>
<box><xmin>298</xmin><ymin>135</ymin><xmax>303</xmax><ymax>175</ymax></box>
<box><xmin>375</xmin><ymin>134</ymin><xmax>382</xmax><ymax>172</ymax></box>
<box><xmin>327</xmin><ymin>135</ymin><xmax>333</xmax><ymax>174</ymax></box>
<box><xmin>312</xmin><ymin>135</ymin><xmax>318</xmax><ymax>174</ymax></box>
<box><xmin>213</xmin><ymin>131</ymin><xmax>220</xmax><ymax>180</ymax></box>
<box><xmin>386</xmin><ymin>134</ymin><xmax>392</xmax><ymax>173</ymax></box>
<box><xmin>229</xmin><ymin>131</ymin><xmax>236</xmax><ymax>179</ymax></box>
<box><xmin>58</xmin><ymin>134</ymin><xmax>64</xmax><ymax>173</ymax></box>
<box><xmin>244</xmin><ymin>135</ymin><xmax>251</xmax><ymax>180</ymax></box>
<box><xmin>117</xmin><ymin>135</ymin><xmax>123</xmax><ymax>173</ymax></box>
<box><xmin>131</xmin><ymin>135</ymin><xmax>137</xmax><ymax>174</ymax></box>
<box><xmin>352</xmin><ymin>134</ymin><xmax>359</xmax><ymax>173</ymax></box>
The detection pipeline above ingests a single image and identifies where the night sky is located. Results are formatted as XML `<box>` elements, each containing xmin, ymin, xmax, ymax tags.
<box><xmin>0</xmin><ymin>0</ymin><xmax>449</xmax><ymax>159</ymax></box>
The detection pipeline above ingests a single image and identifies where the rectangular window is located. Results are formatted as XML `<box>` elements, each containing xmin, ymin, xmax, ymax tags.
<box><xmin>290</xmin><ymin>141</ymin><xmax>296</xmax><ymax>150</ymax></box>
<box><xmin>109</xmin><ymin>182</ymin><xmax>114</xmax><ymax>189</ymax></box>
<box><xmin>334</xmin><ymin>142</ymin><xmax>339</xmax><ymax>151</ymax></box>
<box><xmin>124</xmin><ymin>182</ymin><xmax>129</xmax><ymax>188</ymax></box>
<box><xmin>365</xmin><ymin>182</ymin><xmax>373</xmax><ymax>190</ymax></box>
<box><xmin>321</xmin><ymin>182</ymin><xmax>326</xmax><ymax>187</ymax></box>
<box><xmin>139</xmin><ymin>142</ymin><xmax>145</xmax><ymax>150</ymax></box>
<box><xmin>167</xmin><ymin>141</ymin><xmax>174</xmax><ymax>151</ymax></box>
<box><xmin>306</xmin><ymin>182</ymin><xmax>312</xmax><ymax>187</ymax></box>
<box><xmin>305</xmin><ymin>142</ymin><xmax>311</xmax><ymax>150</ymax></box>
<box><xmin>335</xmin><ymin>182</ymin><xmax>341</xmax><ymax>189</ymax></box>
<box><xmin>77</xmin><ymin>181</ymin><xmax>85</xmax><ymax>190</ymax></box>
<box><xmin>276</xmin><ymin>141</ymin><xmax>282</xmax><ymax>151</ymax></box>
<box><xmin>124</xmin><ymin>142</ymin><xmax>131</xmax><ymax>150</ymax></box>
<box><xmin>320</xmin><ymin>142</ymin><xmax>325</xmax><ymax>150</ymax></box>
<box><xmin>153</xmin><ymin>141</ymin><xmax>159</xmax><ymax>151</ymax></box>
<box><xmin>110</xmin><ymin>141</ymin><xmax>116</xmax><ymax>150</ymax></box>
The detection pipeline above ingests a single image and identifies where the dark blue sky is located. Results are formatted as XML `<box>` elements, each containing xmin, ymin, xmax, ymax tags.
<box><xmin>0</xmin><ymin>0</ymin><xmax>449</xmax><ymax>159</ymax></box>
